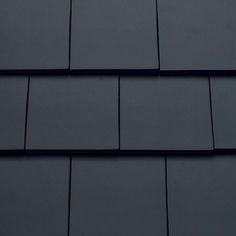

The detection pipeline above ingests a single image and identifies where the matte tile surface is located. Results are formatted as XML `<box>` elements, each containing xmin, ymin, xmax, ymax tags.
<box><xmin>211</xmin><ymin>77</ymin><xmax>236</xmax><ymax>148</ymax></box>
<box><xmin>167</xmin><ymin>155</ymin><xmax>236</xmax><ymax>236</ymax></box>
<box><xmin>158</xmin><ymin>0</ymin><xmax>236</xmax><ymax>70</ymax></box>
<box><xmin>26</xmin><ymin>76</ymin><xmax>118</xmax><ymax>149</ymax></box>
<box><xmin>0</xmin><ymin>76</ymin><xmax>28</xmax><ymax>150</ymax></box>
<box><xmin>71</xmin><ymin>0</ymin><xmax>158</xmax><ymax>69</ymax></box>
<box><xmin>70</xmin><ymin>157</ymin><xmax>166</xmax><ymax>236</ymax></box>
<box><xmin>120</xmin><ymin>76</ymin><xmax>213</xmax><ymax>150</ymax></box>
<box><xmin>0</xmin><ymin>156</ymin><xmax>69</xmax><ymax>236</ymax></box>
<box><xmin>0</xmin><ymin>0</ymin><xmax>70</xmax><ymax>70</ymax></box>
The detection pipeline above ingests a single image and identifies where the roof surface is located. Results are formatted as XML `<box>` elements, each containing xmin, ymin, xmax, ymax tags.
<box><xmin>0</xmin><ymin>0</ymin><xmax>236</xmax><ymax>236</ymax></box>
<box><xmin>0</xmin><ymin>0</ymin><xmax>236</xmax><ymax>152</ymax></box>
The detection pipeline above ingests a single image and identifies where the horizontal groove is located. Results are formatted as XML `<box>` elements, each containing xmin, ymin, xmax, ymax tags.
<box><xmin>0</xmin><ymin>149</ymin><xmax>236</xmax><ymax>157</ymax></box>
<box><xmin>0</xmin><ymin>69</ymin><xmax>159</xmax><ymax>76</ymax></box>
<box><xmin>0</xmin><ymin>69</ymin><xmax>69</xmax><ymax>76</ymax></box>
<box><xmin>0</xmin><ymin>69</ymin><xmax>236</xmax><ymax>77</ymax></box>
<box><xmin>159</xmin><ymin>70</ymin><xmax>236</xmax><ymax>76</ymax></box>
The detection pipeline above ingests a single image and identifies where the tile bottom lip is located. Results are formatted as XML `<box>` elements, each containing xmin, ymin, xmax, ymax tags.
<box><xmin>1</xmin><ymin>70</ymin><xmax>236</xmax><ymax>78</ymax></box>
<box><xmin>0</xmin><ymin>149</ymin><xmax>234</xmax><ymax>157</ymax></box>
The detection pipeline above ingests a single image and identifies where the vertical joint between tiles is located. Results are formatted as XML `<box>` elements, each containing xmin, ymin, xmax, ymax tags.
<box><xmin>68</xmin><ymin>0</ymin><xmax>73</xmax><ymax>69</ymax></box>
<box><xmin>165</xmin><ymin>157</ymin><xmax>170</xmax><ymax>236</ymax></box>
<box><xmin>155</xmin><ymin>0</ymin><xmax>161</xmax><ymax>69</ymax></box>
<box><xmin>67</xmin><ymin>156</ymin><xmax>72</xmax><ymax>236</ymax></box>
<box><xmin>118</xmin><ymin>76</ymin><xmax>121</xmax><ymax>150</ymax></box>
<box><xmin>24</xmin><ymin>76</ymin><xmax>30</xmax><ymax>150</ymax></box>
<box><xmin>208</xmin><ymin>77</ymin><xmax>216</xmax><ymax>149</ymax></box>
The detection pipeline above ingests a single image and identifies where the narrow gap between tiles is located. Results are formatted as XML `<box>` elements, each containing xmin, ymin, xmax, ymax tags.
<box><xmin>68</xmin><ymin>0</ymin><xmax>73</xmax><ymax>69</ymax></box>
<box><xmin>165</xmin><ymin>157</ymin><xmax>170</xmax><ymax>236</ymax></box>
<box><xmin>24</xmin><ymin>76</ymin><xmax>30</xmax><ymax>150</ymax></box>
<box><xmin>155</xmin><ymin>0</ymin><xmax>161</xmax><ymax>69</ymax></box>
<box><xmin>67</xmin><ymin>156</ymin><xmax>72</xmax><ymax>236</ymax></box>
<box><xmin>118</xmin><ymin>76</ymin><xmax>121</xmax><ymax>150</ymax></box>
<box><xmin>208</xmin><ymin>77</ymin><xmax>216</xmax><ymax>149</ymax></box>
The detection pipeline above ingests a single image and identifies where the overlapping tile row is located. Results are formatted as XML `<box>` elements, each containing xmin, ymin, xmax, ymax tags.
<box><xmin>1</xmin><ymin>75</ymin><xmax>236</xmax><ymax>151</ymax></box>
<box><xmin>1</xmin><ymin>155</ymin><xmax>236</xmax><ymax>236</ymax></box>
<box><xmin>1</xmin><ymin>0</ymin><xmax>235</xmax><ymax>71</ymax></box>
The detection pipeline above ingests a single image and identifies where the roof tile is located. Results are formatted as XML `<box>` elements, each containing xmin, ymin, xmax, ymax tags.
<box><xmin>71</xmin><ymin>0</ymin><xmax>159</xmax><ymax>70</ymax></box>
<box><xmin>211</xmin><ymin>76</ymin><xmax>236</xmax><ymax>149</ymax></box>
<box><xmin>0</xmin><ymin>76</ymin><xmax>28</xmax><ymax>150</ymax></box>
<box><xmin>70</xmin><ymin>156</ymin><xmax>166</xmax><ymax>236</ymax></box>
<box><xmin>158</xmin><ymin>0</ymin><xmax>236</xmax><ymax>70</ymax></box>
<box><xmin>0</xmin><ymin>0</ymin><xmax>70</xmax><ymax>70</ymax></box>
<box><xmin>26</xmin><ymin>76</ymin><xmax>118</xmax><ymax>150</ymax></box>
<box><xmin>120</xmin><ymin>76</ymin><xmax>213</xmax><ymax>150</ymax></box>
<box><xmin>0</xmin><ymin>156</ymin><xmax>69</xmax><ymax>235</ymax></box>
<box><xmin>167</xmin><ymin>155</ymin><xmax>236</xmax><ymax>236</ymax></box>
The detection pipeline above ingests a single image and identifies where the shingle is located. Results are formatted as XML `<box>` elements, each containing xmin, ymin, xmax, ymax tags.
<box><xmin>167</xmin><ymin>155</ymin><xmax>236</xmax><ymax>236</ymax></box>
<box><xmin>71</xmin><ymin>0</ymin><xmax>158</xmax><ymax>70</ymax></box>
<box><xmin>70</xmin><ymin>156</ymin><xmax>166</xmax><ymax>236</ymax></box>
<box><xmin>120</xmin><ymin>76</ymin><xmax>213</xmax><ymax>150</ymax></box>
<box><xmin>158</xmin><ymin>0</ymin><xmax>236</xmax><ymax>70</ymax></box>
<box><xmin>0</xmin><ymin>156</ymin><xmax>69</xmax><ymax>236</ymax></box>
<box><xmin>0</xmin><ymin>0</ymin><xmax>70</xmax><ymax>70</ymax></box>
<box><xmin>211</xmin><ymin>77</ymin><xmax>236</xmax><ymax>149</ymax></box>
<box><xmin>26</xmin><ymin>76</ymin><xmax>118</xmax><ymax>150</ymax></box>
<box><xmin>0</xmin><ymin>76</ymin><xmax>28</xmax><ymax>150</ymax></box>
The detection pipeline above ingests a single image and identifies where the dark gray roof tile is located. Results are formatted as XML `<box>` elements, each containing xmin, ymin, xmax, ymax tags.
<box><xmin>70</xmin><ymin>156</ymin><xmax>166</xmax><ymax>236</ymax></box>
<box><xmin>211</xmin><ymin>76</ymin><xmax>236</xmax><ymax>149</ymax></box>
<box><xmin>26</xmin><ymin>76</ymin><xmax>118</xmax><ymax>149</ymax></box>
<box><xmin>71</xmin><ymin>0</ymin><xmax>158</xmax><ymax>70</ymax></box>
<box><xmin>158</xmin><ymin>0</ymin><xmax>236</xmax><ymax>70</ymax></box>
<box><xmin>0</xmin><ymin>76</ymin><xmax>28</xmax><ymax>150</ymax></box>
<box><xmin>120</xmin><ymin>76</ymin><xmax>213</xmax><ymax>150</ymax></box>
<box><xmin>0</xmin><ymin>0</ymin><xmax>70</xmax><ymax>70</ymax></box>
<box><xmin>167</xmin><ymin>155</ymin><xmax>236</xmax><ymax>236</ymax></box>
<box><xmin>0</xmin><ymin>156</ymin><xmax>69</xmax><ymax>236</ymax></box>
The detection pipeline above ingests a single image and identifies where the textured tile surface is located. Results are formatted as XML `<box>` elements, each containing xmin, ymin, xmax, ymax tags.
<box><xmin>26</xmin><ymin>76</ymin><xmax>118</xmax><ymax>149</ymax></box>
<box><xmin>158</xmin><ymin>0</ymin><xmax>236</xmax><ymax>70</ymax></box>
<box><xmin>71</xmin><ymin>0</ymin><xmax>158</xmax><ymax>69</ymax></box>
<box><xmin>120</xmin><ymin>76</ymin><xmax>213</xmax><ymax>150</ymax></box>
<box><xmin>0</xmin><ymin>156</ymin><xmax>69</xmax><ymax>236</ymax></box>
<box><xmin>0</xmin><ymin>0</ymin><xmax>70</xmax><ymax>70</ymax></box>
<box><xmin>211</xmin><ymin>77</ymin><xmax>236</xmax><ymax>148</ymax></box>
<box><xmin>70</xmin><ymin>157</ymin><xmax>166</xmax><ymax>236</ymax></box>
<box><xmin>0</xmin><ymin>76</ymin><xmax>28</xmax><ymax>150</ymax></box>
<box><xmin>167</xmin><ymin>155</ymin><xmax>236</xmax><ymax>236</ymax></box>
